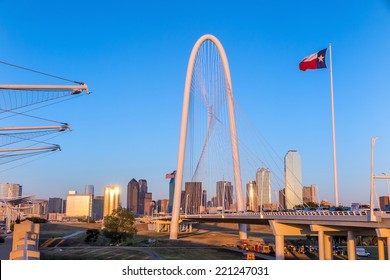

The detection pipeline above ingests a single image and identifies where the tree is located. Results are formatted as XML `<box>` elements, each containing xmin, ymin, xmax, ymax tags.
<box><xmin>102</xmin><ymin>206</ymin><xmax>137</xmax><ymax>244</ymax></box>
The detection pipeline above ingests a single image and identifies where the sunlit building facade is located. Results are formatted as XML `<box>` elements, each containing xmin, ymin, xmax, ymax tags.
<box><xmin>0</xmin><ymin>182</ymin><xmax>22</xmax><ymax>198</ymax></box>
<box><xmin>246</xmin><ymin>180</ymin><xmax>258</xmax><ymax>211</ymax></box>
<box><xmin>103</xmin><ymin>186</ymin><xmax>120</xmax><ymax>217</ymax></box>
<box><xmin>303</xmin><ymin>184</ymin><xmax>317</xmax><ymax>204</ymax></box>
<box><xmin>284</xmin><ymin>150</ymin><xmax>302</xmax><ymax>209</ymax></box>
<box><xmin>157</xmin><ymin>199</ymin><xmax>169</xmax><ymax>214</ymax></box>
<box><xmin>24</xmin><ymin>199</ymin><xmax>48</xmax><ymax>219</ymax></box>
<box><xmin>144</xmin><ymin>193</ymin><xmax>153</xmax><ymax>216</ymax></box>
<box><xmin>66</xmin><ymin>193</ymin><xmax>92</xmax><ymax>218</ymax></box>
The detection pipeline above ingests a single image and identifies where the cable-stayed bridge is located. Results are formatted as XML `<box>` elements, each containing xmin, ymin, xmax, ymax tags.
<box><xmin>165</xmin><ymin>34</ymin><xmax>390</xmax><ymax>260</ymax></box>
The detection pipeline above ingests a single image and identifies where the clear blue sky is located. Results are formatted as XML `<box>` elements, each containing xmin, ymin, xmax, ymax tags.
<box><xmin>1</xmin><ymin>0</ymin><xmax>390</xmax><ymax>206</ymax></box>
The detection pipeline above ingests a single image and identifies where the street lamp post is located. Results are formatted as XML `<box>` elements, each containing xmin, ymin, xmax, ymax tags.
<box><xmin>222</xmin><ymin>183</ymin><xmax>225</xmax><ymax>218</ymax></box>
<box><xmin>185</xmin><ymin>194</ymin><xmax>189</xmax><ymax>217</ymax></box>
<box><xmin>370</xmin><ymin>137</ymin><xmax>379</xmax><ymax>221</ymax></box>
<box><xmin>382</xmin><ymin>173</ymin><xmax>390</xmax><ymax>200</ymax></box>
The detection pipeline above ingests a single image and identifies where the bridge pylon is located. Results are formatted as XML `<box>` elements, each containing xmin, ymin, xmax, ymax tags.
<box><xmin>170</xmin><ymin>34</ymin><xmax>247</xmax><ymax>240</ymax></box>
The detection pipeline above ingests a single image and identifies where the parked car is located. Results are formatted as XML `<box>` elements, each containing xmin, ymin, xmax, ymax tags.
<box><xmin>356</xmin><ymin>247</ymin><xmax>370</xmax><ymax>257</ymax></box>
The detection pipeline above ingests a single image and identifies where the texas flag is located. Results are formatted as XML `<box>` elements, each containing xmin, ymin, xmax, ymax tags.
<box><xmin>165</xmin><ymin>171</ymin><xmax>176</xmax><ymax>179</ymax></box>
<box><xmin>299</xmin><ymin>48</ymin><xmax>327</xmax><ymax>71</ymax></box>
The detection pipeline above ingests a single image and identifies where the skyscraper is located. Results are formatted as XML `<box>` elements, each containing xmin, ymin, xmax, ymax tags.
<box><xmin>284</xmin><ymin>150</ymin><xmax>303</xmax><ymax>209</ymax></box>
<box><xmin>103</xmin><ymin>186</ymin><xmax>120</xmax><ymax>217</ymax></box>
<box><xmin>279</xmin><ymin>188</ymin><xmax>286</xmax><ymax>210</ymax></box>
<box><xmin>202</xmin><ymin>190</ymin><xmax>207</xmax><ymax>207</ymax></box>
<box><xmin>256</xmin><ymin>167</ymin><xmax>271</xmax><ymax>209</ymax></box>
<box><xmin>92</xmin><ymin>195</ymin><xmax>104</xmax><ymax>220</ymax></box>
<box><xmin>85</xmin><ymin>184</ymin><xmax>94</xmax><ymax>197</ymax></box>
<box><xmin>246</xmin><ymin>180</ymin><xmax>258</xmax><ymax>211</ymax></box>
<box><xmin>166</xmin><ymin>171</ymin><xmax>176</xmax><ymax>213</ymax></box>
<box><xmin>303</xmin><ymin>184</ymin><xmax>317</xmax><ymax>204</ymax></box>
<box><xmin>157</xmin><ymin>199</ymin><xmax>169</xmax><ymax>214</ymax></box>
<box><xmin>216</xmin><ymin>181</ymin><xmax>233</xmax><ymax>210</ymax></box>
<box><xmin>127</xmin><ymin>179</ymin><xmax>139</xmax><ymax>213</ymax></box>
<box><xmin>185</xmin><ymin>182</ymin><xmax>202</xmax><ymax>214</ymax></box>
<box><xmin>144</xmin><ymin>193</ymin><xmax>153</xmax><ymax>216</ymax></box>
<box><xmin>138</xmin><ymin>179</ymin><xmax>148</xmax><ymax>215</ymax></box>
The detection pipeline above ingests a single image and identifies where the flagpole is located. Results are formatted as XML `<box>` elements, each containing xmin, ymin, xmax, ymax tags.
<box><xmin>329</xmin><ymin>43</ymin><xmax>339</xmax><ymax>206</ymax></box>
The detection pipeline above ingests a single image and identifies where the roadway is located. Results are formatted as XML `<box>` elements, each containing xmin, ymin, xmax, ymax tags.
<box><xmin>154</xmin><ymin>210</ymin><xmax>390</xmax><ymax>260</ymax></box>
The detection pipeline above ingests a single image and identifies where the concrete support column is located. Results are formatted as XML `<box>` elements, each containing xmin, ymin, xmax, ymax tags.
<box><xmin>275</xmin><ymin>235</ymin><xmax>285</xmax><ymax>260</ymax></box>
<box><xmin>378</xmin><ymin>238</ymin><xmax>385</xmax><ymax>260</ymax></box>
<box><xmin>347</xmin><ymin>231</ymin><xmax>356</xmax><ymax>260</ymax></box>
<box><xmin>318</xmin><ymin>230</ymin><xmax>325</xmax><ymax>260</ymax></box>
<box><xmin>387</xmin><ymin>237</ymin><xmax>390</xmax><ymax>260</ymax></box>
<box><xmin>239</xmin><ymin>224</ymin><xmax>247</xmax><ymax>240</ymax></box>
<box><xmin>324</xmin><ymin>234</ymin><xmax>333</xmax><ymax>260</ymax></box>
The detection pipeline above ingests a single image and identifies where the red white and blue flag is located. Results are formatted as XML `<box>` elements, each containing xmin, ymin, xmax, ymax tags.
<box><xmin>165</xmin><ymin>171</ymin><xmax>175</xmax><ymax>179</ymax></box>
<box><xmin>299</xmin><ymin>48</ymin><xmax>327</xmax><ymax>71</ymax></box>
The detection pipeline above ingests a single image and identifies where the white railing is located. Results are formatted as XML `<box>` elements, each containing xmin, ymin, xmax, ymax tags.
<box><xmin>152</xmin><ymin>210</ymin><xmax>390</xmax><ymax>220</ymax></box>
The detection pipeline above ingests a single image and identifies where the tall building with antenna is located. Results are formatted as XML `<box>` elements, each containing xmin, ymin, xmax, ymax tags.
<box><xmin>284</xmin><ymin>150</ymin><xmax>302</xmax><ymax>209</ymax></box>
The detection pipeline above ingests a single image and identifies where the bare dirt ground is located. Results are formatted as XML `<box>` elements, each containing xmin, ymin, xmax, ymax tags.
<box><xmin>40</xmin><ymin>222</ymin><xmax>275</xmax><ymax>260</ymax></box>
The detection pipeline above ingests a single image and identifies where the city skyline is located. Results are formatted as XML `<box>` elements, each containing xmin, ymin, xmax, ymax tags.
<box><xmin>1</xmin><ymin>1</ymin><xmax>390</xmax><ymax>206</ymax></box>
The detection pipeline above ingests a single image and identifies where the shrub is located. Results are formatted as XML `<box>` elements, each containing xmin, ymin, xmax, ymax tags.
<box><xmin>84</xmin><ymin>229</ymin><xmax>100</xmax><ymax>243</ymax></box>
<box><xmin>26</xmin><ymin>217</ymin><xmax>47</xmax><ymax>223</ymax></box>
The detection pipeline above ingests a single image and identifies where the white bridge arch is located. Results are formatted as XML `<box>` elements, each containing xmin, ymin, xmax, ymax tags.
<box><xmin>170</xmin><ymin>34</ymin><xmax>247</xmax><ymax>240</ymax></box>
